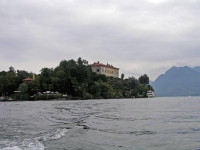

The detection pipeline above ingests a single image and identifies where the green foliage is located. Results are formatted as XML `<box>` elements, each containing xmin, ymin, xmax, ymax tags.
<box><xmin>94</xmin><ymin>74</ymin><xmax>108</xmax><ymax>82</ymax></box>
<box><xmin>121</xmin><ymin>73</ymin><xmax>124</xmax><ymax>80</ymax></box>
<box><xmin>39</xmin><ymin>67</ymin><xmax>54</xmax><ymax>91</ymax></box>
<box><xmin>89</xmin><ymin>82</ymin><xmax>101</xmax><ymax>98</ymax></box>
<box><xmin>9</xmin><ymin>66</ymin><xmax>15</xmax><ymax>72</ymax></box>
<box><xmin>18</xmin><ymin>83</ymin><xmax>28</xmax><ymax>93</ymax></box>
<box><xmin>0</xmin><ymin>59</ymin><xmax>152</xmax><ymax>100</ymax></box>
<box><xmin>139</xmin><ymin>74</ymin><xmax>149</xmax><ymax>85</ymax></box>
<box><xmin>0</xmin><ymin>69</ymin><xmax>18</xmax><ymax>96</ymax></box>
<box><xmin>0</xmin><ymin>75</ymin><xmax>6</xmax><ymax>95</ymax></box>
<box><xmin>147</xmin><ymin>84</ymin><xmax>154</xmax><ymax>91</ymax></box>
<box><xmin>20</xmin><ymin>93</ymin><xmax>29</xmax><ymax>100</ymax></box>
<box><xmin>16</xmin><ymin>70</ymin><xmax>30</xmax><ymax>84</ymax></box>
<box><xmin>28</xmin><ymin>80</ymin><xmax>40</xmax><ymax>95</ymax></box>
<box><xmin>127</xmin><ymin>77</ymin><xmax>139</xmax><ymax>96</ymax></box>
<box><xmin>138</xmin><ymin>84</ymin><xmax>148</xmax><ymax>97</ymax></box>
<box><xmin>100</xmin><ymin>82</ymin><xmax>115</xmax><ymax>99</ymax></box>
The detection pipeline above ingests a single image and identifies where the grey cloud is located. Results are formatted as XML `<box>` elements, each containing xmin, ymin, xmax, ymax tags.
<box><xmin>0</xmin><ymin>0</ymin><xmax>200</xmax><ymax>80</ymax></box>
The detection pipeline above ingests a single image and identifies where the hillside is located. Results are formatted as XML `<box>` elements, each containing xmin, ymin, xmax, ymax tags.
<box><xmin>152</xmin><ymin>66</ymin><xmax>200</xmax><ymax>97</ymax></box>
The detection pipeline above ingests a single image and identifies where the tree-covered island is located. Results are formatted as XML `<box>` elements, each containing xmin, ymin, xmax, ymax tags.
<box><xmin>0</xmin><ymin>58</ymin><xmax>154</xmax><ymax>100</ymax></box>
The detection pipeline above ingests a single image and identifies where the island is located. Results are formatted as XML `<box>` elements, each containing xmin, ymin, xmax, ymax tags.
<box><xmin>0</xmin><ymin>57</ymin><xmax>154</xmax><ymax>101</ymax></box>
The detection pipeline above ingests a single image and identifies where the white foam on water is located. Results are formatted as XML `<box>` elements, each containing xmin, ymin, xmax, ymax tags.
<box><xmin>1</xmin><ymin>146</ymin><xmax>21</xmax><ymax>150</ymax></box>
<box><xmin>22</xmin><ymin>138</ymin><xmax>45</xmax><ymax>150</ymax></box>
<box><xmin>1</xmin><ymin>128</ymin><xmax>68</xmax><ymax>150</ymax></box>
<box><xmin>41</xmin><ymin>128</ymin><xmax>68</xmax><ymax>141</ymax></box>
<box><xmin>1</xmin><ymin>139</ymin><xmax>45</xmax><ymax>150</ymax></box>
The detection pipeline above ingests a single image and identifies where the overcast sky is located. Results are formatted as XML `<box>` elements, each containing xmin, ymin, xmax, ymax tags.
<box><xmin>0</xmin><ymin>0</ymin><xmax>200</xmax><ymax>81</ymax></box>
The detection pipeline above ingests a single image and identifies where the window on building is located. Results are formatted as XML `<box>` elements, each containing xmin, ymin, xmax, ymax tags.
<box><xmin>97</xmin><ymin>69</ymin><xmax>99</xmax><ymax>72</ymax></box>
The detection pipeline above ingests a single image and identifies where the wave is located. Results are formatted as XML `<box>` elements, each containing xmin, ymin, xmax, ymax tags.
<box><xmin>1</xmin><ymin>139</ymin><xmax>44</xmax><ymax>150</ymax></box>
<box><xmin>0</xmin><ymin>128</ymin><xmax>68</xmax><ymax>150</ymax></box>
<box><xmin>1</xmin><ymin>146</ymin><xmax>22</xmax><ymax>150</ymax></box>
<box><xmin>40</xmin><ymin>128</ymin><xmax>68</xmax><ymax>142</ymax></box>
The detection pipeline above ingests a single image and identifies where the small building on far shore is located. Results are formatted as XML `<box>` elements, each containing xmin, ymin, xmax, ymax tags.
<box><xmin>91</xmin><ymin>61</ymin><xmax>119</xmax><ymax>78</ymax></box>
<box><xmin>23</xmin><ymin>77</ymin><xmax>33</xmax><ymax>83</ymax></box>
<box><xmin>23</xmin><ymin>74</ymin><xmax>35</xmax><ymax>83</ymax></box>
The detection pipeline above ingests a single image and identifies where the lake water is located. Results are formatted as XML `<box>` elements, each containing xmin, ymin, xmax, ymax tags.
<box><xmin>1</xmin><ymin>97</ymin><xmax>200</xmax><ymax>150</ymax></box>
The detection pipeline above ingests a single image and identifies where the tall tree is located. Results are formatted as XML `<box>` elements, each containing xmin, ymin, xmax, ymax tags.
<box><xmin>99</xmin><ymin>82</ymin><xmax>115</xmax><ymax>99</ymax></box>
<box><xmin>16</xmin><ymin>70</ymin><xmax>30</xmax><ymax>85</ymax></box>
<box><xmin>121</xmin><ymin>73</ymin><xmax>124</xmax><ymax>80</ymax></box>
<box><xmin>139</xmin><ymin>74</ymin><xmax>149</xmax><ymax>85</ymax></box>
<box><xmin>40</xmin><ymin>68</ymin><xmax>54</xmax><ymax>91</ymax></box>
<box><xmin>127</xmin><ymin>77</ymin><xmax>139</xmax><ymax>97</ymax></box>
<box><xmin>28</xmin><ymin>80</ymin><xmax>40</xmax><ymax>95</ymax></box>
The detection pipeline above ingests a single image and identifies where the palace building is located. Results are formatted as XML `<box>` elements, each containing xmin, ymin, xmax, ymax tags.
<box><xmin>91</xmin><ymin>61</ymin><xmax>119</xmax><ymax>78</ymax></box>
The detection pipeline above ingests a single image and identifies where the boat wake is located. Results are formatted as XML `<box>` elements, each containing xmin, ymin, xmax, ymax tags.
<box><xmin>0</xmin><ymin>128</ymin><xmax>68</xmax><ymax>150</ymax></box>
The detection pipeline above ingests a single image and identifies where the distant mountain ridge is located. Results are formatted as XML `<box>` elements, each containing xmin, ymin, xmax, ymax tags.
<box><xmin>193</xmin><ymin>66</ymin><xmax>200</xmax><ymax>73</ymax></box>
<box><xmin>152</xmin><ymin>66</ymin><xmax>200</xmax><ymax>97</ymax></box>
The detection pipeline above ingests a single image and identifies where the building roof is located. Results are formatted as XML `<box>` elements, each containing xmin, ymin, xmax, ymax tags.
<box><xmin>23</xmin><ymin>77</ymin><xmax>33</xmax><ymax>81</ymax></box>
<box><xmin>91</xmin><ymin>61</ymin><xmax>119</xmax><ymax>69</ymax></box>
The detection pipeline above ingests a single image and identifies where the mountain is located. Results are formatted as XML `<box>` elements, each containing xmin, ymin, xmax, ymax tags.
<box><xmin>152</xmin><ymin>66</ymin><xmax>200</xmax><ymax>97</ymax></box>
<box><xmin>193</xmin><ymin>66</ymin><xmax>200</xmax><ymax>73</ymax></box>
<box><xmin>149</xmin><ymin>80</ymin><xmax>154</xmax><ymax>85</ymax></box>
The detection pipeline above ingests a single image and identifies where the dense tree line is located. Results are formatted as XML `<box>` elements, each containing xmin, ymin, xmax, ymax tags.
<box><xmin>0</xmin><ymin>58</ymin><xmax>153</xmax><ymax>100</ymax></box>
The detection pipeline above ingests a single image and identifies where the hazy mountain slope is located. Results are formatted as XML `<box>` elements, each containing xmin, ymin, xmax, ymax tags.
<box><xmin>193</xmin><ymin>66</ymin><xmax>200</xmax><ymax>73</ymax></box>
<box><xmin>152</xmin><ymin>66</ymin><xmax>200</xmax><ymax>97</ymax></box>
<box><xmin>149</xmin><ymin>80</ymin><xmax>154</xmax><ymax>85</ymax></box>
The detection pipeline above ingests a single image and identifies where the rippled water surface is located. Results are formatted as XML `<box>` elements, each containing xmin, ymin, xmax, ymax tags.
<box><xmin>1</xmin><ymin>97</ymin><xmax>200</xmax><ymax>150</ymax></box>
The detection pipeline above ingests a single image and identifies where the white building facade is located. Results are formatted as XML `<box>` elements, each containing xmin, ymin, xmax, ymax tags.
<box><xmin>91</xmin><ymin>61</ymin><xmax>119</xmax><ymax>78</ymax></box>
